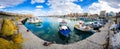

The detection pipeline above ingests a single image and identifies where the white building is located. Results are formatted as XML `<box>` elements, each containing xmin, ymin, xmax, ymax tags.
<box><xmin>100</xmin><ymin>11</ymin><xmax>106</xmax><ymax>17</ymax></box>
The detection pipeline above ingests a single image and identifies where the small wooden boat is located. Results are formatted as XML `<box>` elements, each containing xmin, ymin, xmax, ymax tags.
<box><xmin>58</xmin><ymin>25</ymin><xmax>71</xmax><ymax>41</ymax></box>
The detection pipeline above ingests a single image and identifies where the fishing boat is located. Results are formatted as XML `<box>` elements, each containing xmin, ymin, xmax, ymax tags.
<box><xmin>27</xmin><ymin>17</ymin><xmax>42</xmax><ymax>24</ymax></box>
<box><xmin>58</xmin><ymin>25</ymin><xmax>71</xmax><ymax>41</ymax></box>
<box><xmin>91</xmin><ymin>21</ymin><xmax>103</xmax><ymax>30</ymax></box>
<box><xmin>74</xmin><ymin>21</ymin><xmax>94</xmax><ymax>34</ymax></box>
<box><xmin>58</xmin><ymin>20</ymin><xmax>71</xmax><ymax>41</ymax></box>
<box><xmin>85</xmin><ymin>21</ymin><xmax>105</xmax><ymax>30</ymax></box>
<box><xmin>59</xmin><ymin>20</ymin><xmax>67</xmax><ymax>26</ymax></box>
<box><xmin>74</xmin><ymin>24</ymin><xmax>93</xmax><ymax>32</ymax></box>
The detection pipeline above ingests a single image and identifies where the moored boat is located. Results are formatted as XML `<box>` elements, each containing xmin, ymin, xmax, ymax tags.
<box><xmin>27</xmin><ymin>17</ymin><xmax>42</xmax><ymax>24</ymax></box>
<box><xmin>58</xmin><ymin>20</ymin><xmax>71</xmax><ymax>42</ymax></box>
<box><xmin>74</xmin><ymin>21</ymin><xmax>95</xmax><ymax>34</ymax></box>
<box><xmin>58</xmin><ymin>25</ymin><xmax>71</xmax><ymax>41</ymax></box>
<box><xmin>74</xmin><ymin>24</ymin><xmax>93</xmax><ymax>32</ymax></box>
<box><xmin>91</xmin><ymin>21</ymin><xmax>103</xmax><ymax>30</ymax></box>
<box><xmin>59</xmin><ymin>20</ymin><xmax>67</xmax><ymax>26</ymax></box>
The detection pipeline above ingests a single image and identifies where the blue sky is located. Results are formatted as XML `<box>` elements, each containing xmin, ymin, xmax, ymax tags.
<box><xmin>0</xmin><ymin>0</ymin><xmax>120</xmax><ymax>16</ymax></box>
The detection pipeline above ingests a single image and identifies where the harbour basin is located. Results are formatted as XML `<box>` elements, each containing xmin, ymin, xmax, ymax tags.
<box><xmin>24</xmin><ymin>17</ymin><xmax>95</xmax><ymax>44</ymax></box>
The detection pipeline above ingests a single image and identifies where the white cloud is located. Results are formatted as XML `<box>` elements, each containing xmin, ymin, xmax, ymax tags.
<box><xmin>0</xmin><ymin>0</ymin><xmax>25</xmax><ymax>8</ymax></box>
<box><xmin>31</xmin><ymin>0</ymin><xmax>45</xmax><ymax>4</ymax></box>
<box><xmin>0</xmin><ymin>5</ymin><xmax>5</xmax><ymax>9</ymax></box>
<box><xmin>99</xmin><ymin>0</ymin><xmax>120</xmax><ymax>8</ymax></box>
<box><xmin>79</xmin><ymin>0</ymin><xmax>83</xmax><ymax>2</ymax></box>
<box><xmin>88</xmin><ymin>3</ymin><xmax>101</xmax><ymax>14</ymax></box>
<box><xmin>29</xmin><ymin>0</ymin><xmax>83</xmax><ymax>16</ymax></box>
<box><xmin>119</xmin><ymin>4</ymin><xmax>120</xmax><ymax>6</ymax></box>
<box><xmin>50</xmin><ymin>2</ymin><xmax>82</xmax><ymax>14</ymax></box>
<box><xmin>30</xmin><ymin>0</ymin><xmax>120</xmax><ymax>16</ymax></box>
<box><xmin>43</xmin><ymin>0</ymin><xmax>83</xmax><ymax>16</ymax></box>
<box><xmin>88</xmin><ymin>0</ymin><xmax>120</xmax><ymax>14</ymax></box>
<box><xmin>36</xmin><ymin>5</ymin><xmax>43</xmax><ymax>9</ymax></box>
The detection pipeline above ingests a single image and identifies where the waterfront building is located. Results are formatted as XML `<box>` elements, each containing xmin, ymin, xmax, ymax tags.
<box><xmin>100</xmin><ymin>11</ymin><xmax>106</xmax><ymax>17</ymax></box>
<box><xmin>109</xmin><ymin>11</ymin><xmax>116</xmax><ymax>17</ymax></box>
<box><xmin>83</xmin><ymin>13</ymin><xmax>90</xmax><ymax>17</ymax></box>
<box><xmin>90</xmin><ymin>14</ymin><xmax>98</xmax><ymax>19</ymax></box>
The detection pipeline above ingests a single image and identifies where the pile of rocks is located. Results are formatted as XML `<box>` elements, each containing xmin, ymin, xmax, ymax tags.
<box><xmin>111</xmin><ymin>32</ymin><xmax>120</xmax><ymax>49</ymax></box>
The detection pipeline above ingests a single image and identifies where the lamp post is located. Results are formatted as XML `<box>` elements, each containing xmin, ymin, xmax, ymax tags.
<box><xmin>116</xmin><ymin>12</ymin><xmax>120</xmax><ymax>24</ymax></box>
<box><xmin>116</xmin><ymin>15</ymin><xmax>117</xmax><ymax>24</ymax></box>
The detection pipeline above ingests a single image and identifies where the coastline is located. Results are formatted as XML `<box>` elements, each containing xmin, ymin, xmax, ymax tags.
<box><xmin>19</xmin><ymin>18</ymin><xmax>110</xmax><ymax>49</ymax></box>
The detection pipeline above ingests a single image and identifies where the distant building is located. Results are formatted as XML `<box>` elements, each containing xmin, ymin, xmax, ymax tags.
<box><xmin>116</xmin><ymin>12</ymin><xmax>120</xmax><ymax>16</ymax></box>
<box><xmin>89</xmin><ymin>14</ymin><xmax>98</xmax><ymax>19</ymax></box>
<box><xmin>83</xmin><ymin>13</ymin><xmax>90</xmax><ymax>17</ymax></box>
<box><xmin>100</xmin><ymin>11</ymin><xmax>106</xmax><ymax>17</ymax></box>
<box><xmin>109</xmin><ymin>11</ymin><xmax>116</xmax><ymax>17</ymax></box>
<box><xmin>67</xmin><ymin>13</ymin><xmax>83</xmax><ymax>17</ymax></box>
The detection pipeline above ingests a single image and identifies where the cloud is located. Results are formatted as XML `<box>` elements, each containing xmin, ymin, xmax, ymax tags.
<box><xmin>35</xmin><ymin>0</ymin><xmax>82</xmax><ymax>15</ymax></box>
<box><xmin>31</xmin><ymin>0</ymin><xmax>45</xmax><ymax>4</ymax></box>
<box><xmin>50</xmin><ymin>2</ymin><xmax>82</xmax><ymax>13</ymax></box>
<box><xmin>79</xmin><ymin>0</ymin><xmax>83</xmax><ymax>2</ymax></box>
<box><xmin>29</xmin><ymin>0</ymin><xmax>83</xmax><ymax>16</ymax></box>
<box><xmin>88</xmin><ymin>0</ymin><xmax>120</xmax><ymax>14</ymax></box>
<box><xmin>34</xmin><ymin>9</ymin><xmax>47</xmax><ymax>16</ymax></box>
<box><xmin>36</xmin><ymin>5</ymin><xmax>43</xmax><ymax>9</ymax></box>
<box><xmin>0</xmin><ymin>5</ymin><xmax>5</xmax><ymax>9</ymax></box>
<box><xmin>119</xmin><ymin>4</ymin><xmax>120</xmax><ymax>6</ymax></box>
<box><xmin>0</xmin><ymin>0</ymin><xmax>25</xmax><ymax>8</ymax></box>
<box><xmin>100</xmin><ymin>0</ymin><xmax>120</xmax><ymax>8</ymax></box>
<box><xmin>88</xmin><ymin>3</ymin><xmax>101</xmax><ymax>14</ymax></box>
<box><xmin>31</xmin><ymin>0</ymin><xmax>120</xmax><ymax>16</ymax></box>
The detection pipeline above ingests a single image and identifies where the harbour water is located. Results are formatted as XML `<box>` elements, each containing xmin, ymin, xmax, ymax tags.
<box><xmin>24</xmin><ymin>17</ymin><xmax>94</xmax><ymax>44</ymax></box>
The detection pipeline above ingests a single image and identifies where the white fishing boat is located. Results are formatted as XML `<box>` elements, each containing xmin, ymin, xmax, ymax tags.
<box><xmin>74</xmin><ymin>21</ymin><xmax>93</xmax><ymax>32</ymax></box>
<box><xmin>27</xmin><ymin>17</ymin><xmax>42</xmax><ymax>23</ymax></box>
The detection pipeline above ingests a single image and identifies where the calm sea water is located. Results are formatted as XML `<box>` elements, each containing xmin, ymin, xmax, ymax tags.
<box><xmin>24</xmin><ymin>17</ymin><xmax>94</xmax><ymax>44</ymax></box>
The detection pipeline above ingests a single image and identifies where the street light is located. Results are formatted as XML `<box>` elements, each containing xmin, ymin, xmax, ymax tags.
<box><xmin>116</xmin><ymin>12</ymin><xmax>120</xmax><ymax>24</ymax></box>
<box><xmin>116</xmin><ymin>15</ymin><xmax>117</xmax><ymax>24</ymax></box>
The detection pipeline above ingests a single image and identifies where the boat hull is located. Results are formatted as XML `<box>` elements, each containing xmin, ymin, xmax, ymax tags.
<box><xmin>58</xmin><ymin>26</ymin><xmax>71</xmax><ymax>41</ymax></box>
<box><xmin>74</xmin><ymin>27</ymin><xmax>90</xmax><ymax>32</ymax></box>
<box><xmin>92</xmin><ymin>25</ymin><xmax>102</xmax><ymax>30</ymax></box>
<box><xmin>58</xmin><ymin>31</ymin><xmax>70</xmax><ymax>41</ymax></box>
<box><xmin>74</xmin><ymin>27</ymin><xmax>95</xmax><ymax>35</ymax></box>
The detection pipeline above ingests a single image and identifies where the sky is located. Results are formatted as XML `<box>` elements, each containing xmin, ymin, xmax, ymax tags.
<box><xmin>0</xmin><ymin>0</ymin><xmax>120</xmax><ymax>16</ymax></box>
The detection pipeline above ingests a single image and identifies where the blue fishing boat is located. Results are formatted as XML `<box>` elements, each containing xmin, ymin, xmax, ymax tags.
<box><xmin>58</xmin><ymin>20</ymin><xmax>71</xmax><ymax>41</ymax></box>
<box><xmin>58</xmin><ymin>26</ymin><xmax>71</xmax><ymax>37</ymax></box>
<box><xmin>58</xmin><ymin>26</ymin><xmax>71</xmax><ymax>43</ymax></box>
